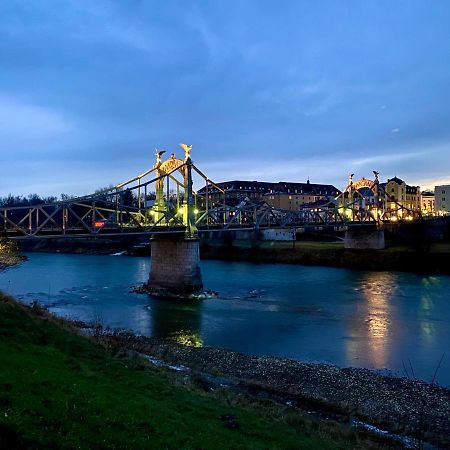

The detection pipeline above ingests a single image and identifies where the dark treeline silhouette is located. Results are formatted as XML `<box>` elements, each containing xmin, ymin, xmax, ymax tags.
<box><xmin>0</xmin><ymin>189</ymin><xmax>158</xmax><ymax>209</ymax></box>
<box><xmin>0</xmin><ymin>194</ymin><xmax>62</xmax><ymax>208</ymax></box>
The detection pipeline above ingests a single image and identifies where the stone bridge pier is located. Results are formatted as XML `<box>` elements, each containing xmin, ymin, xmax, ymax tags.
<box><xmin>147</xmin><ymin>144</ymin><xmax>203</xmax><ymax>297</ymax></box>
<box><xmin>149</xmin><ymin>234</ymin><xmax>203</xmax><ymax>296</ymax></box>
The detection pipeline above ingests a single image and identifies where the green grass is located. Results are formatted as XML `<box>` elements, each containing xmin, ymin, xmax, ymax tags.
<box><xmin>0</xmin><ymin>293</ymin><xmax>388</xmax><ymax>449</ymax></box>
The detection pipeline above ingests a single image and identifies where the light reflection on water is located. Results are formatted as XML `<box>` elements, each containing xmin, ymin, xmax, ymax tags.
<box><xmin>1</xmin><ymin>253</ymin><xmax>449</xmax><ymax>386</ymax></box>
<box><xmin>346</xmin><ymin>272</ymin><xmax>397</xmax><ymax>368</ymax></box>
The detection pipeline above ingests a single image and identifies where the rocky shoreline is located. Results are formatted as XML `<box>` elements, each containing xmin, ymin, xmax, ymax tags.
<box><xmin>86</xmin><ymin>328</ymin><xmax>450</xmax><ymax>449</ymax></box>
<box><xmin>0</xmin><ymin>254</ymin><xmax>25</xmax><ymax>271</ymax></box>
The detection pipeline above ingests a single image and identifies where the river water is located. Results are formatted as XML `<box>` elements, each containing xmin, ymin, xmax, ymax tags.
<box><xmin>1</xmin><ymin>253</ymin><xmax>449</xmax><ymax>386</ymax></box>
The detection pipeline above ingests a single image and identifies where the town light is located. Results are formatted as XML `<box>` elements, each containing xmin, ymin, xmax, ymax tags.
<box><xmin>194</xmin><ymin>209</ymin><xmax>199</xmax><ymax>214</ymax></box>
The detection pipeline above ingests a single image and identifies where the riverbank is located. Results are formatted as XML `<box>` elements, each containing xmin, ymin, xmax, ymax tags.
<box><xmin>0</xmin><ymin>292</ymin><xmax>401</xmax><ymax>449</ymax></box>
<box><xmin>17</xmin><ymin>236</ymin><xmax>450</xmax><ymax>274</ymax></box>
<box><xmin>89</xmin><ymin>327</ymin><xmax>450</xmax><ymax>449</ymax></box>
<box><xmin>201</xmin><ymin>240</ymin><xmax>450</xmax><ymax>273</ymax></box>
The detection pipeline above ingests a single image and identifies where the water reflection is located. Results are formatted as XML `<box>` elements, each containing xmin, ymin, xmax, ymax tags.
<box><xmin>419</xmin><ymin>277</ymin><xmax>438</xmax><ymax>346</ymax></box>
<box><xmin>347</xmin><ymin>272</ymin><xmax>397</xmax><ymax>368</ymax></box>
<box><xmin>149</xmin><ymin>298</ymin><xmax>203</xmax><ymax>347</ymax></box>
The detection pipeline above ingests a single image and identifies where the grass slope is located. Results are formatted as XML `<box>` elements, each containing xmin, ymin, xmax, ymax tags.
<box><xmin>0</xmin><ymin>293</ymin><xmax>386</xmax><ymax>449</ymax></box>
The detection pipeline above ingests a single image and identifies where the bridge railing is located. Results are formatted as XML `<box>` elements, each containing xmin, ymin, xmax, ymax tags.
<box><xmin>1</xmin><ymin>159</ymin><xmax>425</xmax><ymax>239</ymax></box>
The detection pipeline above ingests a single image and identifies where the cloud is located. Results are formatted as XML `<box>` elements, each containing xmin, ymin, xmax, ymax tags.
<box><xmin>0</xmin><ymin>95</ymin><xmax>74</xmax><ymax>148</ymax></box>
<box><xmin>351</xmin><ymin>150</ymin><xmax>424</xmax><ymax>167</ymax></box>
<box><xmin>199</xmin><ymin>140</ymin><xmax>450</xmax><ymax>193</ymax></box>
<box><xmin>417</xmin><ymin>177</ymin><xmax>450</xmax><ymax>190</ymax></box>
<box><xmin>1</xmin><ymin>1</ymin><xmax>450</xmax><ymax>196</ymax></box>
<box><xmin>256</xmin><ymin>80</ymin><xmax>342</xmax><ymax>117</ymax></box>
<box><xmin>186</xmin><ymin>5</ymin><xmax>223</xmax><ymax>63</ymax></box>
<box><xmin>67</xmin><ymin>2</ymin><xmax>157</xmax><ymax>52</ymax></box>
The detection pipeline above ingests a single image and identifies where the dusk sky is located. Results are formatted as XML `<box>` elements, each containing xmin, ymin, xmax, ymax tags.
<box><xmin>1</xmin><ymin>0</ymin><xmax>450</xmax><ymax>197</ymax></box>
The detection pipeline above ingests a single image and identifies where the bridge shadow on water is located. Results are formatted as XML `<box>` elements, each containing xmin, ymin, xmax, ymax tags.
<box><xmin>149</xmin><ymin>297</ymin><xmax>203</xmax><ymax>347</ymax></box>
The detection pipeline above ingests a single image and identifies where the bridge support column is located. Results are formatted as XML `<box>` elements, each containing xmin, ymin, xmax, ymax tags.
<box><xmin>344</xmin><ymin>228</ymin><xmax>385</xmax><ymax>250</ymax></box>
<box><xmin>148</xmin><ymin>234</ymin><xmax>203</xmax><ymax>296</ymax></box>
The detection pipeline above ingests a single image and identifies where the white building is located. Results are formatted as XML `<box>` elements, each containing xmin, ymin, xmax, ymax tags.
<box><xmin>421</xmin><ymin>190</ymin><xmax>435</xmax><ymax>216</ymax></box>
<box><xmin>435</xmin><ymin>185</ymin><xmax>450</xmax><ymax>214</ymax></box>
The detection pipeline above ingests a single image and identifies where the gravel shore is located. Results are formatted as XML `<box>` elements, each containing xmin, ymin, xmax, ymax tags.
<box><xmin>92</xmin><ymin>331</ymin><xmax>450</xmax><ymax>448</ymax></box>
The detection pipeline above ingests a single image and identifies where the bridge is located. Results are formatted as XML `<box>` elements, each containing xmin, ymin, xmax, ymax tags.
<box><xmin>0</xmin><ymin>145</ymin><xmax>422</xmax><ymax>296</ymax></box>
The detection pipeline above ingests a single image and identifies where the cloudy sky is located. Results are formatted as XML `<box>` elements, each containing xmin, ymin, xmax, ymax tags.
<box><xmin>1</xmin><ymin>0</ymin><xmax>450</xmax><ymax>197</ymax></box>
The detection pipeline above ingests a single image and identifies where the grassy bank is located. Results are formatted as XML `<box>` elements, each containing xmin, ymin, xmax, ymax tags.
<box><xmin>0</xmin><ymin>293</ymin><xmax>393</xmax><ymax>449</ymax></box>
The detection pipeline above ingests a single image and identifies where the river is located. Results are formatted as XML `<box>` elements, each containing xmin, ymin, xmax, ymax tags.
<box><xmin>1</xmin><ymin>253</ymin><xmax>449</xmax><ymax>386</ymax></box>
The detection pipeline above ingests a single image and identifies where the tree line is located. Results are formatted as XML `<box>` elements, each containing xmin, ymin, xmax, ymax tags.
<box><xmin>0</xmin><ymin>194</ymin><xmax>74</xmax><ymax>208</ymax></box>
<box><xmin>0</xmin><ymin>189</ymin><xmax>161</xmax><ymax>208</ymax></box>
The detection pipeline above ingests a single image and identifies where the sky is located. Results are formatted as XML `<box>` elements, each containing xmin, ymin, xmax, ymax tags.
<box><xmin>1</xmin><ymin>0</ymin><xmax>450</xmax><ymax>197</ymax></box>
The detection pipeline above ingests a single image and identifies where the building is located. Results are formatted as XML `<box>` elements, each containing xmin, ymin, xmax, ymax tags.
<box><xmin>197</xmin><ymin>180</ymin><xmax>341</xmax><ymax>210</ymax></box>
<box><xmin>198</xmin><ymin>180</ymin><xmax>276</xmax><ymax>204</ymax></box>
<box><xmin>420</xmin><ymin>190</ymin><xmax>435</xmax><ymax>216</ymax></box>
<box><xmin>435</xmin><ymin>185</ymin><xmax>450</xmax><ymax>215</ymax></box>
<box><xmin>264</xmin><ymin>181</ymin><xmax>340</xmax><ymax>210</ymax></box>
<box><xmin>382</xmin><ymin>177</ymin><xmax>421</xmax><ymax>218</ymax></box>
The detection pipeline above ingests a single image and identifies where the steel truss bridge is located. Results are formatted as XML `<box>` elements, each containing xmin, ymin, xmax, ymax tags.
<box><xmin>1</xmin><ymin>147</ymin><xmax>421</xmax><ymax>240</ymax></box>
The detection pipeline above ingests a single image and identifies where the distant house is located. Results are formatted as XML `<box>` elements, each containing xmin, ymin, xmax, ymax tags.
<box><xmin>421</xmin><ymin>190</ymin><xmax>435</xmax><ymax>215</ymax></box>
<box><xmin>383</xmin><ymin>176</ymin><xmax>421</xmax><ymax>216</ymax></box>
